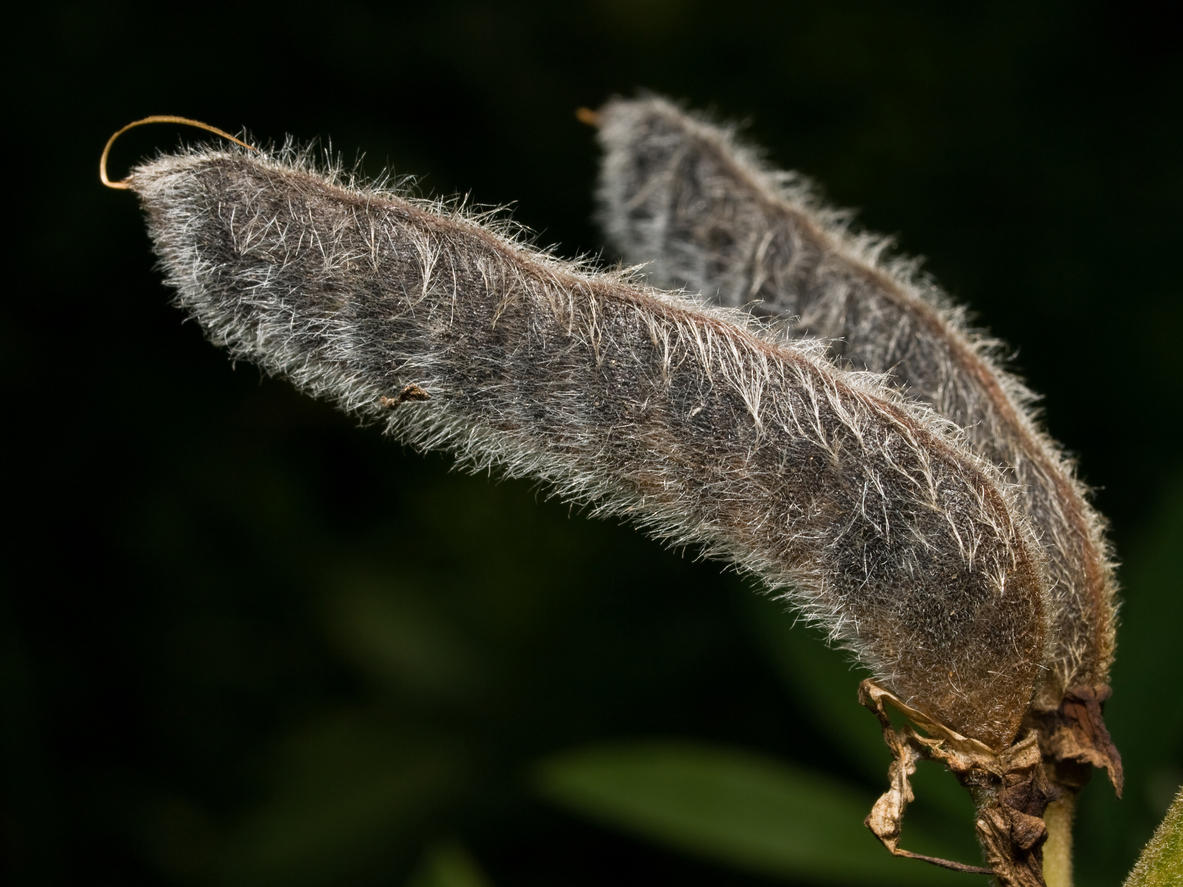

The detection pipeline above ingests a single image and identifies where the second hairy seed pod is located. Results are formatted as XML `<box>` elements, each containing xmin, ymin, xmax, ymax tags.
<box><xmin>591</xmin><ymin>95</ymin><xmax>1121</xmax><ymax>795</ymax></box>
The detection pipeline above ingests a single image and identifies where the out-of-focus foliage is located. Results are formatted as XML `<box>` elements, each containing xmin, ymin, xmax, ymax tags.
<box><xmin>5</xmin><ymin>2</ymin><xmax>1180</xmax><ymax>886</ymax></box>
<box><xmin>535</xmin><ymin>741</ymin><xmax>962</xmax><ymax>883</ymax></box>
<box><xmin>1123</xmin><ymin>787</ymin><xmax>1183</xmax><ymax>887</ymax></box>
<box><xmin>406</xmin><ymin>842</ymin><xmax>492</xmax><ymax>887</ymax></box>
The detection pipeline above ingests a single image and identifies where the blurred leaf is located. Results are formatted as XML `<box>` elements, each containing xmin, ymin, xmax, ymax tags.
<box><xmin>219</xmin><ymin>711</ymin><xmax>465</xmax><ymax>886</ymax></box>
<box><xmin>323</xmin><ymin>576</ymin><xmax>485</xmax><ymax>702</ymax></box>
<box><xmin>1124</xmin><ymin>786</ymin><xmax>1183</xmax><ymax>887</ymax></box>
<box><xmin>406</xmin><ymin>841</ymin><xmax>492</xmax><ymax>887</ymax></box>
<box><xmin>534</xmin><ymin>741</ymin><xmax>976</xmax><ymax>884</ymax></box>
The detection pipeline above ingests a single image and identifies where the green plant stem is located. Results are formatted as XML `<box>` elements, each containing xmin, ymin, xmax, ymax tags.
<box><xmin>1043</xmin><ymin>795</ymin><xmax>1075</xmax><ymax>887</ymax></box>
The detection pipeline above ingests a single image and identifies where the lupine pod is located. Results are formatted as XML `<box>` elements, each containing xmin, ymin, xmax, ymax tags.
<box><xmin>591</xmin><ymin>96</ymin><xmax>1121</xmax><ymax>790</ymax></box>
<box><xmin>127</xmin><ymin>145</ymin><xmax>1048</xmax><ymax>750</ymax></box>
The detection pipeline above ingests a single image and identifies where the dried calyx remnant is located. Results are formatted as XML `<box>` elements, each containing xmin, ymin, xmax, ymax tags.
<box><xmin>594</xmin><ymin>93</ymin><xmax>1123</xmax><ymax>870</ymax></box>
<box><xmin>107</xmin><ymin>105</ymin><xmax>1117</xmax><ymax>886</ymax></box>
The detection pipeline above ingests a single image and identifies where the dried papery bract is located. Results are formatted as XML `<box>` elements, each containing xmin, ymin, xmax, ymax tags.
<box><xmin>591</xmin><ymin>95</ymin><xmax>1122</xmax><ymax>795</ymax></box>
<box><xmin>860</xmin><ymin>680</ymin><xmax>1057</xmax><ymax>887</ymax></box>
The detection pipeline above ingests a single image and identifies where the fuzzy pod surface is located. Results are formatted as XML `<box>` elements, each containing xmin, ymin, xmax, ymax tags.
<box><xmin>128</xmin><ymin>144</ymin><xmax>1049</xmax><ymax>750</ymax></box>
<box><xmin>592</xmin><ymin>96</ymin><xmax>1120</xmax><ymax>786</ymax></box>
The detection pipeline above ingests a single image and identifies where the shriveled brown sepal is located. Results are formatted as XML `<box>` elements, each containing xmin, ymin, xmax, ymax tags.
<box><xmin>1028</xmin><ymin>684</ymin><xmax>1123</xmax><ymax>795</ymax></box>
<box><xmin>862</xmin><ymin>700</ymin><xmax>994</xmax><ymax>875</ymax></box>
<box><xmin>861</xmin><ymin>680</ymin><xmax>1061</xmax><ymax>887</ymax></box>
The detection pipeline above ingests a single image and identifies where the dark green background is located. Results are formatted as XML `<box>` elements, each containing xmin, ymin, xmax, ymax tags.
<box><xmin>7</xmin><ymin>2</ymin><xmax>1181</xmax><ymax>885</ymax></box>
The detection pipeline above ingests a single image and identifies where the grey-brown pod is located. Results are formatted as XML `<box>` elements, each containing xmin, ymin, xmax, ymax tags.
<box><xmin>591</xmin><ymin>95</ymin><xmax>1121</xmax><ymax>793</ymax></box>
<box><xmin>124</xmin><ymin>144</ymin><xmax>1049</xmax><ymax>752</ymax></box>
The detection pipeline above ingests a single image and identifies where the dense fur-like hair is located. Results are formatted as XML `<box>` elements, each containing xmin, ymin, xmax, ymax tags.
<box><xmin>129</xmin><ymin>146</ymin><xmax>1048</xmax><ymax>749</ymax></box>
<box><xmin>592</xmin><ymin>97</ymin><xmax>1118</xmax><ymax>762</ymax></box>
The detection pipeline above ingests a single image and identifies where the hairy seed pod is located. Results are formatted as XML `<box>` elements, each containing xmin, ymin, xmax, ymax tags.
<box><xmin>126</xmin><ymin>144</ymin><xmax>1048</xmax><ymax>750</ymax></box>
<box><xmin>591</xmin><ymin>96</ymin><xmax>1120</xmax><ymax>788</ymax></box>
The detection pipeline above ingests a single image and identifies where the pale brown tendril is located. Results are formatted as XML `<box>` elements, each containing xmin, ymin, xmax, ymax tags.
<box><xmin>99</xmin><ymin>115</ymin><xmax>256</xmax><ymax>190</ymax></box>
<box><xmin>574</xmin><ymin>106</ymin><xmax>601</xmax><ymax>127</ymax></box>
